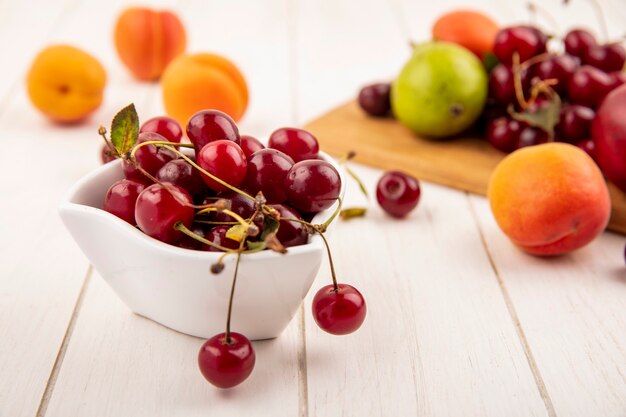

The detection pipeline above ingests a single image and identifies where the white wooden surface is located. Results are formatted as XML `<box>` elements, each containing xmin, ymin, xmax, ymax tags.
<box><xmin>0</xmin><ymin>1</ymin><xmax>624</xmax><ymax>416</ymax></box>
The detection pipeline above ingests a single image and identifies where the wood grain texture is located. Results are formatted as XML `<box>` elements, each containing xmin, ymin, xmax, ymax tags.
<box><xmin>306</xmin><ymin>101</ymin><xmax>626</xmax><ymax>235</ymax></box>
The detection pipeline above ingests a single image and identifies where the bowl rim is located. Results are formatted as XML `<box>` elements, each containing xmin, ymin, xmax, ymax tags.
<box><xmin>58</xmin><ymin>150</ymin><xmax>346</xmax><ymax>261</ymax></box>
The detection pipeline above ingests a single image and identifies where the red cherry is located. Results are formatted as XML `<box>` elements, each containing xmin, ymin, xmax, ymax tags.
<box><xmin>567</xmin><ymin>65</ymin><xmax>614</xmax><ymax>108</ymax></box>
<box><xmin>376</xmin><ymin>171</ymin><xmax>421</xmax><ymax>218</ymax></box>
<box><xmin>100</xmin><ymin>144</ymin><xmax>117</xmax><ymax>164</ymax></box>
<box><xmin>269</xmin><ymin>204</ymin><xmax>309</xmax><ymax>247</ymax></box>
<box><xmin>486</xmin><ymin>117</ymin><xmax>522</xmax><ymax>153</ymax></box>
<box><xmin>312</xmin><ymin>284</ymin><xmax>366</xmax><ymax>335</ymax></box>
<box><xmin>564</xmin><ymin>29</ymin><xmax>597</xmax><ymax>59</ymax></box>
<box><xmin>177</xmin><ymin>224</ymin><xmax>212</xmax><ymax>251</ymax></box>
<box><xmin>123</xmin><ymin>132</ymin><xmax>177</xmax><ymax>181</ymax></box>
<box><xmin>240</xmin><ymin>135</ymin><xmax>265</xmax><ymax>159</ymax></box>
<box><xmin>140</xmin><ymin>116</ymin><xmax>183</xmax><ymax>143</ymax></box>
<box><xmin>198</xmin><ymin>332</ymin><xmax>255</xmax><ymax>389</ymax></box>
<box><xmin>211</xmin><ymin>191</ymin><xmax>256</xmax><ymax>223</ymax></box>
<box><xmin>156</xmin><ymin>159</ymin><xmax>207</xmax><ymax>200</ymax></box>
<box><xmin>516</xmin><ymin>126</ymin><xmax>548</xmax><ymax>149</ymax></box>
<box><xmin>610</xmin><ymin>71</ymin><xmax>626</xmax><ymax>90</ymax></box>
<box><xmin>104</xmin><ymin>178</ymin><xmax>147</xmax><ymax>225</ymax></box>
<box><xmin>574</xmin><ymin>138</ymin><xmax>597</xmax><ymax>162</ymax></box>
<box><xmin>245</xmin><ymin>148</ymin><xmax>294</xmax><ymax>203</ymax></box>
<box><xmin>135</xmin><ymin>183</ymin><xmax>195</xmax><ymax>244</ymax></box>
<box><xmin>285</xmin><ymin>160</ymin><xmax>341</xmax><ymax>213</ymax></box>
<box><xmin>583</xmin><ymin>43</ymin><xmax>626</xmax><ymax>73</ymax></box>
<box><xmin>358</xmin><ymin>83</ymin><xmax>391</xmax><ymax>117</ymax></box>
<box><xmin>197</xmin><ymin>140</ymin><xmax>247</xmax><ymax>192</ymax></box>
<box><xmin>493</xmin><ymin>25</ymin><xmax>547</xmax><ymax>65</ymax></box>
<box><xmin>268</xmin><ymin>128</ymin><xmax>319</xmax><ymax>162</ymax></box>
<box><xmin>186</xmin><ymin>110</ymin><xmax>240</xmax><ymax>155</ymax></box>
<box><xmin>555</xmin><ymin>105</ymin><xmax>595</xmax><ymax>143</ymax></box>
<box><xmin>534</xmin><ymin>54</ymin><xmax>579</xmax><ymax>95</ymax></box>
<box><xmin>205</xmin><ymin>225</ymin><xmax>242</xmax><ymax>252</ymax></box>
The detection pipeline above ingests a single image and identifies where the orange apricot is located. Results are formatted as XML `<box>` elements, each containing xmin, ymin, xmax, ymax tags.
<box><xmin>432</xmin><ymin>10</ymin><xmax>499</xmax><ymax>58</ymax></box>
<box><xmin>26</xmin><ymin>45</ymin><xmax>106</xmax><ymax>123</ymax></box>
<box><xmin>488</xmin><ymin>143</ymin><xmax>610</xmax><ymax>256</ymax></box>
<box><xmin>114</xmin><ymin>7</ymin><xmax>186</xmax><ymax>81</ymax></box>
<box><xmin>161</xmin><ymin>53</ymin><xmax>248</xmax><ymax>126</ymax></box>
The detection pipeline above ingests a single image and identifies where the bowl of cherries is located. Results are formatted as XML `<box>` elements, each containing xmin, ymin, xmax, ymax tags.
<box><xmin>60</xmin><ymin>105</ymin><xmax>370</xmax><ymax>387</ymax></box>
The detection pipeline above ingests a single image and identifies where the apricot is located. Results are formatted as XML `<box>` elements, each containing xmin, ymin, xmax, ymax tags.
<box><xmin>161</xmin><ymin>53</ymin><xmax>248</xmax><ymax>126</ymax></box>
<box><xmin>114</xmin><ymin>7</ymin><xmax>186</xmax><ymax>81</ymax></box>
<box><xmin>432</xmin><ymin>10</ymin><xmax>499</xmax><ymax>58</ymax></box>
<box><xmin>487</xmin><ymin>143</ymin><xmax>610</xmax><ymax>256</ymax></box>
<box><xmin>27</xmin><ymin>45</ymin><xmax>106</xmax><ymax>123</ymax></box>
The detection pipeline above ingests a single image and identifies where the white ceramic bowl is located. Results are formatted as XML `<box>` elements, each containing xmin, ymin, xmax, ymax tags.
<box><xmin>59</xmin><ymin>152</ymin><xmax>344</xmax><ymax>340</ymax></box>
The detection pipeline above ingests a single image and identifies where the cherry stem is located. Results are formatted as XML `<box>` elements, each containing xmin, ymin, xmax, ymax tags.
<box><xmin>321</xmin><ymin>196</ymin><xmax>343</xmax><ymax>231</ymax></box>
<box><xmin>159</xmin><ymin>144</ymin><xmax>256</xmax><ymax>202</ymax></box>
<box><xmin>174</xmin><ymin>222</ymin><xmax>238</xmax><ymax>252</ymax></box>
<box><xmin>584</xmin><ymin>0</ymin><xmax>609</xmax><ymax>41</ymax></box>
<box><xmin>194</xmin><ymin>220</ymin><xmax>239</xmax><ymax>226</ymax></box>
<box><xmin>512</xmin><ymin>52</ymin><xmax>528</xmax><ymax>110</ymax></box>
<box><xmin>527</xmin><ymin>2</ymin><xmax>561</xmax><ymax>34</ymax></box>
<box><xmin>225</xmin><ymin>252</ymin><xmax>242</xmax><ymax>344</ymax></box>
<box><xmin>317</xmin><ymin>229</ymin><xmax>339</xmax><ymax>291</ymax></box>
<box><xmin>98</xmin><ymin>126</ymin><xmax>119</xmax><ymax>157</ymax></box>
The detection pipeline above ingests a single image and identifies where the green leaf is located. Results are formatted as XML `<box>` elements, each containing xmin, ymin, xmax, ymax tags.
<box><xmin>261</xmin><ymin>216</ymin><xmax>280</xmax><ymax>240</ymax></box>
<box><xmin>110</xmin><ymin>103</ymin><xmax>139</xmax><ymax>155</ymax></box>
<box><xmin>226</xmin><ymin>224</ymin><xmax>247</xmax><ymax>243</ymax></box>
<box><xmin>483</xmin><ymin>52</ymin><xmax>499</xmax><ymax>73</ymax></box>
<box><xmin>246</xmin><ymin>241</ymin><xmax>266</xmax><ymax>252</ymax></box>
<box><xmin>340</xmin><ymin>207</ymin><xmax>367</xmax><ymax>220</ymax></box>
<box><xmin>509</xmin><ymin>95</ymin><xmax>561</xmax><ymax>140</ymax></box>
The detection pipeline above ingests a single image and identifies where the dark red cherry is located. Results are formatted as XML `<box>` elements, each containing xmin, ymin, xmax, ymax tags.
<box><xmin>376</xmin><ymin>171</ymin><xmax>420</xmax><ymax>218</ymax></box>
<box><xmin>534</xmin><ymin>54</ymin><xmax>579</xmax><ymax>95</ymax></box>
<box><xmin>269</xmin><ymin>204</ymin><xmax>308</xmax><ymax>247</ymax></box>
<box><xmin>358</xmin><ymin>83</ymin><xmax>391</xmax><ymax>117</ymax></box>
<box><xmin>135</xmin><ymin>183</ymin><xmax>194</xmax><ymax>244</ymax></box>
<box><xmin>493</xmin><ymin>25</ymin><xmax>547</xmax><ymax>65</ymax></box>
<box><xmin>610</xmin><ymin>71</ymin><xmax>626</xmax><ymax>90</ymax></box>
<box><xmin>567</xmin><ymin>65</ymin><xmax>614</xmax><ymax>108</ymax></box>
<box><xmin>556</xmin><ymin>105</ymin><xmax>595</xmax><ymax>143</ymax></box>
<box><xmin>123</xmin><ymin>132</ymin><xmax>177</xmax><ymax>181</ymax></box>
<box><xmin>516</xmin><ymin>126</ymin><xmax>549</xmax><ymax>149</ymax></box>
<box><xmin>268</xmin><ymin>128</ymin><xmax>319</xmax><ymax>162</ymax></box>
<box><xmin>211</xmin><ymin>191</ymin><xmax>256</xmax><ymax>223</ymax></box>
<box><xmin>104</xmin><ymin>178</ymin><xmax>147</xmax><ymax>225</ymax></box>
<box><xmin>140</xmin><ymin>116</ymin><xmax>183</xmax><ymax>143</ymax></box>
<box><xmin>245</xmin><ymin>148</ymin><xmax>294</xmax><ymax>203</ymax></box>
<box><xmin>198</xmin><ymin>332</ymin><xmax>255</xmax><ymax>389</ymax></box>
<box><xmin>488</xmin><ymin>64</ymin><xmax>532</xmax><ymax>105</ymax></box>
<box><xmin>564</xmin><ymin>29</ymin><xmax>597</xmax><ymax>59</ymax></box>
<box><xmin>486</xmin><ymin>117</ymin><xmax>522</xmax><ymax>153</ymax></box>
<box><xmin>205</xmin><ymin>225</ymin><xmax>242</xmax><ymax>252</ymax></box>
<box><xmin>197</xmin><ymin>140</ymin><xmax>247</xmax><ymax>192</ymax></box>
<box><xmin>156</xmin><ymin>158</ymin><xmax>206</xmax><ymax>199</ymax></box>
<box><xmin>177</xmin><ymin>224</ymin><xmax>212</xmax><ymax>251</ymax></box>
<box><xmin>312</xmin><ymin>284</ymin><xmax>366</xmax><ymax>335</ymax></box>
<box><xmin>574</xmin><ymin>138</ymin><xmax>597</xmax><ymax>162</ymax></box>
<box><xmin>186</xmin><ymin>110</ymin><xmax>240</xmax><ymax>155</ymax></box>
<box><xmin>584</xmin><ymin>43</ymin><xmax>626</xmax><ymax>73</ymax></box>
<box><xmin>100</xmin><ymin>144</ymin><xmax>117</xmax><ymax>164</ymax></box>
<box><xmin>240</xmin><ymin>135</ymin><xmax>265</xmax><ymax>159</ymax></box>
<box><xmin>285</xmin><ymin>160</ymin><xmax>341</xmax><ymax>213</ymax></box>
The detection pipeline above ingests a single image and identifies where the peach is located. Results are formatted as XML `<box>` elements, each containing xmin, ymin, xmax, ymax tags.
<box><xmin>114</xmin><ymin>7</ymin><xmax>186</xmax><ymax>81</ymax></box>
<box><xmin>161</xmin><ymin>53</ymin><xmax>248</xmax><ymax>127</ymax></box>
<box><xmin>27</xmin><ymin>45</ymin><xmax>106</xmax><ymax>123</ymax></box>
<box><xmin>487</xmin><ymin>143</ymin><xmax>610</xmax><ymax>256</ymax></box>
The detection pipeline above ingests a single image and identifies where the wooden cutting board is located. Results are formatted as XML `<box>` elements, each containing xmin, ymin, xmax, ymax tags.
<box><xmin>304</xmin><ymin>100</ymin><xmax>626</xmax><ymax>236</ymax></box>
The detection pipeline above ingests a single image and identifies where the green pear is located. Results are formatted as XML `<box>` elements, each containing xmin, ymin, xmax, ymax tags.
<box><xmin>392</xmin><ymin>41</ymin><xmax>488</xmax><ymax>139</ymax></box>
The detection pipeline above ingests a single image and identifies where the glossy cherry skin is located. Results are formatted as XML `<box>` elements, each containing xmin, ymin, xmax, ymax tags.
<box><xmin>358</xmin><ymin>83</ymin><xmax>391</xmax><ymax>117</ymax></box>
<box><xmin>135</xmin><ymin>183</ymin><xmax>195</xmax><ymax>244</ymax></box>
<box><xmin>610</xmin><ymin>71</ymin><xmax>626</xmax><ymax>90</ymax></box>
<box><xmin>140</xmin><ymin>116</ymin><xmax>183</xmax><ymax>143</ymax></box>
<box><xmin>186</xmin><ymin>110</ymin><xmax>240</xmax><ymax>155</ymax></box>
<box><xmin>493</xmin><ymin>25</ymin><xmax>547</xmax><ymax>65</ymax></box>
<box><xmin>486</xmin><ymin>117</ymin><xmax>522</xmax><ymax>153</ymax></box>
<box><xmin>156</xmin><ymin>158</ymin><xmax>206</xmax><ymax>199</ymax></box>
<box><xmin>197</xmin><ymin>140</ymin><xmax>248</xmax><ymax>192</ymax></box>
<box><xmin>312</xmin><ymin>284</ymin><xmax>366</xmax><ymax>335</ymax></box>
<box><xmin>285</xmin><ymin>160</ymin><xmax>341</xmax><ymax>213</ymax></box>
<box><xmin>534</xmin><ymin>54</ymin><xmax>579</xmax><ymax>95</ymax></box>
<box><xmin>205</xmin><ymin>225</ymin><xmax>242</xmax><ymax>252</ymax></box>
<box><xmin>516</xmin><ymin>126</ymin><xmax>548</xmax><ymax>149</ymax></box>
<box><xmin>583</xmin><ymin>43</ymin><xmax>626</xmax><ymax>73</ymax></box>
<box><xmin>269</xmin><ymin>204</ymin><xmax>308</xmax><ymax>247</ymax></box>
<box><xmin>100</xmin><ymin>144</ymin><xmax>117</xmax><ymax>164</ymax></box>
<box><xmin>104</xmin><ymin>178</ymin><xmax>147</xmax><ymax>225</ymax></box>
<box><xmin>177</xmin><ymin>224</ymin><xmax>212</xmax><ymax>251</ymax></box>
<box><xmin>567</xmin><ymin>65</ymin><xmax>614</xmax><ymax>108</ymax></box>
<box><xmin>123</xmin><ymin>132</ymin><xmax>177</xmax><ymax>181</ymax></box>
<box><xmin>574</xmin><ymin>138</ymin><xmax>597</xmax><ymax>162</ymax></box>
<box><xmin>556</xmin><ymin>105</ymin><xmax>595</xmax><ymax>143</ymax></box>
<box><xmin>211</xmin><ymin>191</ymin><xmax>256</xmax><ymax>223</ymax></box>
<box><xmin>564</xmin><ymin>29</ymin><xmax>597</xmax><ymax>59</ymax></box>
<box><xmin>268</xmin><ymin>128</ymin><xmax>319</xmax><ymax>162</ymax></box>
<box><xmin>198</xmin><ymin>332</ymin><xmax>255</xmax><ymax>389</ymax></box>
<box><xmin>240</xmin><ymin>135</ymin><xmax>265</xmax><ymax>159</ymax></box>
<box><xmin>376</xmin><ymin>171</ymin><xmax>421</xmax><ymax>218</ymax></box>
<box><xmin>488</xmin><ymin>64</ymin><xmax>516</xmax><ymax>105</ymax></box>
<box><xmin>245</xmin><ymin>148</ymin><xmax>294</xmax><ymax>203</ymax></box>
